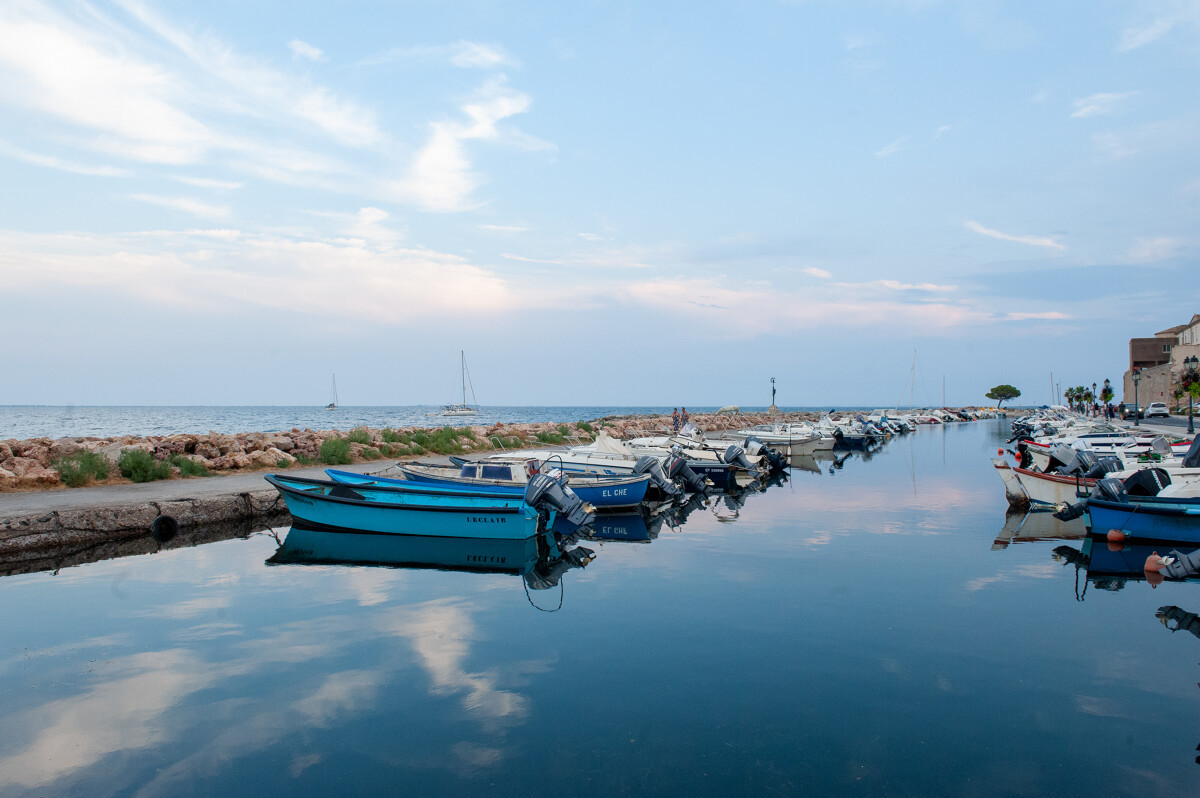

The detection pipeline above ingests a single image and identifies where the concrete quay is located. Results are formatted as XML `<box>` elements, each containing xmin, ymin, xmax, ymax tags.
<box><xmin>0</xmin><ymin>461</ymin><xmax>397</xmax><ymax>558</ymax></box>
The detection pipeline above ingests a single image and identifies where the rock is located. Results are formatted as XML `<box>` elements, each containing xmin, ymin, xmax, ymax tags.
<box><xmin>49</xmin><ymin>438</ymin><xmax>82</xmax><ymax>461</ymax></box>
<box><xmin>264</xmin><ymin>436</ymin><xmax>294</xmax><ymax>452</ymax></box>
<box><xmin>195</xmin><ymin>442</ymin><xmax>221</xmax><ymax>459</ymax></box>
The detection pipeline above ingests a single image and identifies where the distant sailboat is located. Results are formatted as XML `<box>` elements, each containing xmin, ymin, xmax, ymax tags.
<box><xmin>441</xmin><ymin>351</ymin><xmax>478</xmax><ymax>416</ymax></box>
<box><xmin>326</xmin><ymin>374</ymin><xmax>339</xmax><ymax>411</ymax></box>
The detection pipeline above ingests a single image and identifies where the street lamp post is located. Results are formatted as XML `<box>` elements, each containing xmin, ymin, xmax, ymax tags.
<box><xmin>1185</xmin><ymin>355</ymin><xmax>1198</xmax><ymax>436</ymax></box>
<box><xmin>1133</xmin><ymin>367</ymin><xmax>1141</xmax><ymax>427</ymax></box>
<box><xmin>1092</xmin><ymin>382</ymin><xmax>1097</xmax><ymax>417</ymax></box>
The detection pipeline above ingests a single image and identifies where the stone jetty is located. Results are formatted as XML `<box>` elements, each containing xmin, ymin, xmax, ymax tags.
<box><xmin>0</xmin><ymin>409</ymin><xmax>835</xmax><ymax>564</ymax></box>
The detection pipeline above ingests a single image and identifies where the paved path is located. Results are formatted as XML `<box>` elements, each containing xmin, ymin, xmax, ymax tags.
<box><xmin>0</xmin><ymin>460</ymin><xmax>442</xmax><ymax>519</ymax></box>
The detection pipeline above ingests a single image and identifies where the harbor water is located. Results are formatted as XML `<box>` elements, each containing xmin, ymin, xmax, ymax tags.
<box><xmin>2</xmin><ymin>420</ymin><xmax>1197</xmax><ymax>795</ymax></box>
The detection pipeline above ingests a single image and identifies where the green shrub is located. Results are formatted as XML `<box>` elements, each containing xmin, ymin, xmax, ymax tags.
<box><xmin>275</xmin><ymin>458</ymin><xmax>291</xmax><ymax>469</ymax></box>
<box><xmin>118</xmin><ymin>449</ymin><xmax>171</xmax><ymax>483</ymax></box>
<box><xmin>410</xmin><ymin>426</ymin><xmax>472</xmax><ymax>455</ymax></box>
<box><xmin>535</xmin><ymin>431</ymin><xmax>566</xmax><ymax>445</ymax></box>
<box><xmin>382</xmin><ymin>428</ymin><xmax>401</xmax><ymax>443</ymax></box>
<box><xmin>53</xmin><ymin>450</ymin><xmax>111</xmax><ymax>487</ymax></box>
<box><xmin>577</xmin><ymin>421</ymin><xmax>594</xmax><ymax>434</ymax></box>
<box><xmin>167</xmin><ymin>453</ymin><xmax>210</xmax><ymax>478</ymax></box>
<box><xmin>319</xmin><ymin>437</ymin><xmax>352</xmax><ymax>465</ymax></box>
<box><xmin>558</xmin><ymin>424</ymin><xmax>570</xmax><ymax>435</ymax></box>
<box><xmin>347</xmin><ymin>426</ymin><xmax>371</xmax><ymax>445</ymax></box>
<box><xmin>294</xmin><ymin>453</ymin><xmax>315</xmax><ymax>466</ymax></box>
<box><xmin>362</xmin><ymin>447</ymin><xmax>383</xmax><ymax>460</ymax></box>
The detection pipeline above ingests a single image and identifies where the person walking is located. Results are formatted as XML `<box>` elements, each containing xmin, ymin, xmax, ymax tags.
<box><xmin>681</xmin><ymin>407</ymin><xmax>690</xmax><ymax>425</ymax></box>
<box><xmin>671</xmin><ymin>408</ymin><xmax>680</xmax><ymax>433</ymax></box>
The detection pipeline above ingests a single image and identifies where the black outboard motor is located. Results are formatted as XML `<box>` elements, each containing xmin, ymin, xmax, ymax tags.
<box><xmin>667</xmin><ymin>454</ymin><xmax>710</xmax><ymax>493</ymax></box>
<box><xmin>1015</xmin><ymin>441</ymin><xmax>1033</xmax><ymax>470</ymax></box>
<box><xmin>1093</xmin><ymin>477</ymin><xmax>1129</xmax><ymax>504</ymax></box>
<box><xmin>524</xmin><ymin>474</ymin><xmax>595</xmax><ymax>527</ymax></box>
<box><xmin>1083</xmin><ymin>456</ymin><xmax>1123</xmax><ymax>479</ymax></box>
<box><xmin>720</xmin><ymin>444</ymin><xmax>757</xmax><ymax>473</ymax></box>
<box><xmin>743</xmin><ymin>436</ymin><xmax>786</xmax><ymax>472</ymax></box>
<box><xmin>633</xmin><ymin>455</ymin><xmax>680</xmax><ymax>496</ymax></box>
<box><xmin>1123</xmin><ymin>467</ymin><xmax>1171</xmax><ymax>497</ymax></box>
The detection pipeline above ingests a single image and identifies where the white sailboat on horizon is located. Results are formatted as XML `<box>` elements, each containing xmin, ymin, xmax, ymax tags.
<box><xmin>326</xmin><ymin>374</ymin><xmax>338</xmax><ymax>411</ymax></box>
<box><xmin>441</xmin><ymin>351</ymin><xmax>478</xmax><ymax>416</ymax></box>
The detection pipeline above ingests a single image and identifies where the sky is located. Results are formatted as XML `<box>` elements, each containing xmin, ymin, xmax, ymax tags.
<box><xmin>0</xmin><ymin>0</ymin><xmax>1197</xmax><ymax>408</ymax></box>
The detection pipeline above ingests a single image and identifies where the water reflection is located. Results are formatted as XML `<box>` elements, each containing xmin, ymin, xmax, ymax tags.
<box><xmin>993</xmin><ymin>510</ymin><xmax>1086</xmax><ymax>550</ymax></box>
<box><xmin>270</xmin><ymin>523</ymin><xmax>595</xmax><ymax>607</ymax></box>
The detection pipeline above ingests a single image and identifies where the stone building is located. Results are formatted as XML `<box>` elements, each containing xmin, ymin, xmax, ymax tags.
<box><xmin>1123</xmin><ymin>314</ymin><xmax>1200</xmax><ymax>410</ymax></box>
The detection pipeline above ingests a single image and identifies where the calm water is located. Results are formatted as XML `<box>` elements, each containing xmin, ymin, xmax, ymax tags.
<box><xmin>0</xmin><ymin>405</ymin><xmax>862</xmax><ymax>439</ymax></box>
<box><xmin>2</xmin><ymin>421</ymin><xmax>1197</xmax><ymax>795</ymax></box>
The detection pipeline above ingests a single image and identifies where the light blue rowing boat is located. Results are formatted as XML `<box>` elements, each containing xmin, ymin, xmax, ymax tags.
<box><xmin>324</xmin><ymin>464</ymin><xmax>650</xmax><ymax>510</ymax></box>
<box><xmin>265</xmin><ymin>472</ymin><xmax>592</xmax><ymax>538</ymax></box>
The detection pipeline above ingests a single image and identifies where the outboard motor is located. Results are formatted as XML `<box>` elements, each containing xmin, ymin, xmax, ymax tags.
<box><xmin>1048</xmin><ymin>444</ymin><xmax>1079</xmax><ymax>475</ymax></box>
<box><xmin>743</xmin><ymin>436</ymin><xmax>786</xmax><ymax>472</ymax></box>
<box><xmin>1015</xmin><ymin>441</ymin><xmax>1032</xmax><ymax>470</ymax></box>
<box><xmin>1123</xmin><ymin>467</ymin><xmax>1171</xmax><ymax>497</ymax></box>
<box><xmin>524</xmin><ymin>474</ymin><xmax>595</xmax><ymax>527</ymax></box>
<box><xmin>1074</xmin><ymin>450</ymin><xmax>1098</xmax><ymax>473</ymax></box>
<box><xmin>1093</xmin><ymin>477</ymin><xmax>1129</xmax><ymax>505</ymax></box>
<box><xmin>1083</xmin><ymin>456</ymin><xmax>1123</xmax><ymax>479</ymax></box>
<box><xmin>1052</xmin><ymin>500</ymin><xmax>1087</xmax><ymax>521</ymax></box>
<box><xmin>633</xmin><ymin>455</ymin><xmax>680</xmax><ymax>496</ymax></box>
<box><xmin>720</xmin><ymin>444</ymin><xmax>758</xmax><ymax>474</ymax></box>
<box><xmin>667</xmin><ymin>454</ymin><xmax>710</xmax><ymax>493</ymax></box>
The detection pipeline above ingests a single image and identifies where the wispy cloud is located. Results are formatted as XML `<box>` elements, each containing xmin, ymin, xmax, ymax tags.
<box><xmin>0</xmin><ymin>140</ymin><xmax>129</xmax><ymax>177</ymax></box>
<box><xmin>1004</xmin><ymin>311</ymin><xmax>1069</xmax><ymax>321</ymax></box>
<box><xmin>578</xmin><ymin>232</ymin><xmax>605</xmax><ymax>241</ymax></box>
<box><xmin>1070</xmin><ymin>91</ymin><xmax>1137</xmax><ymax>118</ymax></box>
<box><xmin>874</xmin><ymin>136</ymin><xmax>909</xmax><ymax>158</ymax></box>
<box><xmin>129</xmin><ymin>194</ymin><xmax>230</xmax><ymax>218</ymax></box>
<box><xmin>171</xmin><ymin>175</ymin><xmax>243</xmax><ymax>190</ymax></box>
<box><xmin>359</xmin><ymin>41</ymin><xmax>517</xmax><ymax>70</ymax></box>
<box><xmin>804</xmin><ymin>266</ymin><xmax>832</xmax><ymax>278</ymax></box>
<box><xmin>385</xmin><ymin>76</ymin><xmax>540</xmax><ymax>211</ymax></box>
<box><xmin>288</xmin><ymin>39</ymin><xmax>327</xmax><ymax>62</ymax></box>
<box><xmin>1126</xmin><ymin>236</ymin><xmax>1187</xmax><ymax>262</ymax></box>
<box><xmin>965</xmin><ymin>220</ymin><xmax>1066</xmax><ymax>250</ymax></box>
<box><xmin>1117</xmin><ymin>3</ymin><xmax>1200</xmax><ymax>51</ymax></box>
<box><xmin>932</xmin><ymin>124</ymin><xmax>952</xmax><ymax>141</ymax></box>
<box><xmin>480</xmin><ymin>224</ymin><xmax>529</xmax><ymax>233</ymax></box>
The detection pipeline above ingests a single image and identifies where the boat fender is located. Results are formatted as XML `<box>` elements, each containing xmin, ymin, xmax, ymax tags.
<box><xmin>1107</xmin><ymin>528</ymin><xmax>1127</xmax><ymax>543</ymax></box>
<box><xmin>151</xmin><ymin>514</ymin><xmax>179</xmax><ymax>543</ymax></box>
<box><xmin>1145</xmin><ymin>552</ymin><xmax>1168</xmax><ymax>572</ymax></box>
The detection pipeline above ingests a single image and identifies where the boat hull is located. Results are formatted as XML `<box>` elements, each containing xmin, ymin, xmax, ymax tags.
<box><xmin>1087</xmin><ymin>498</ymin><xmax>1200</xmax><ymax>543</ymax></box>
<box><xmin>331</xmin><ymin>467</ymin><xmax>651</xmax><ymax>510</ymax></box>
<box><xmin>266</xmin><ymin>475</ymin><xmax>543</xmax><ymax>539</ymax></box>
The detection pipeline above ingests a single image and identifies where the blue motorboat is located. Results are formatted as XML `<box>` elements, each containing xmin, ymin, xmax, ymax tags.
<box><xmin>265</xmin><ymin>472</ymin><xmax>592</xmax><ymax>538</ymax></box>
<box><xmin>326</xmin><ymin>462</ymin><xmax>650</xmax><ymax>510</ymax></box>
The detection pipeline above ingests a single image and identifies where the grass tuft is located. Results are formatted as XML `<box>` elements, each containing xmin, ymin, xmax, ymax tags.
<box><xmin>167</xmin><ymin>453</ymin><xmax>210</xmax><ymax>477</ymax></box>
<box><xmin>53</xmin><ymin>450</ymin><xmax>111</xmax><ymax>487</ymax></box>
<box><xmin>319</xmin><ymin>437</ymin><xmax>352</xmax><ymax>465</ymax></box>
<box><xmin>118</xmin><ymin>450</ymin><xmax>171</xmax><ymax>483</ymax></box>
<box><xmin>347</xmin><ymin>426</ymin><xmax>371</xmax><ymax>445</ymax></box>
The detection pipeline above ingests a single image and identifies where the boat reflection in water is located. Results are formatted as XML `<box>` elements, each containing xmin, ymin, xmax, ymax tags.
<box><xmin>269</xmin><ymin>522</ymin><xmax>595</xmax><ymax>600</ymax></box>
<box><xmin>993</xmin><ymin>510</ymin><xmax>1087</xmax><ymax>550</ymax></box>
<box><xmin>1048</xmin><ymin>535</ymin><xmax>1200</xmax><ymax>598</ymax></box>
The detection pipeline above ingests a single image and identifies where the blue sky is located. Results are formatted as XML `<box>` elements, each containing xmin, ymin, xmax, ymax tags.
<box><xmin>0</xmin><ymin>0</ymin><xmax>1196</xmax><ymax>408</ymax></box>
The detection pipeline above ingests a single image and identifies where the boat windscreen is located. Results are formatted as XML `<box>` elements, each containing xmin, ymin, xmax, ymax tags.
<box><xmin>459</xmin><ymin>465</ymin><xmax>478</xmax><ymax>478</ymax></box>
<box><xmin>480</xmin><ymin>465</ymin><xmax>512</xmax><ymax>480</ymax></box>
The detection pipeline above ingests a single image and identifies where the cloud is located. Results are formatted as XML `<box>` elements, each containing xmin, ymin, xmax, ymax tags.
<box><xmin>129</xmin><ymin>194</ymin><xmax>231</xmax><ymax>218</ymax></box>
<box><xmin>385</xmin><ymin>77</ymin><xmax>538</xmax><ymax>211</ymax></box>
<box><xmin>1126</xmin><ymin>236</ymin><xmax>1187</xmax><ymax>262</ymax></box>
<box><xmin>1117</xmin><ymin>3</ymin><xmax>1200</xmax><ymax>51</ymax></box>
<box><xmin>480</xmin><ymin>224</ymin><xmax>529</xmax><ymax>232</ymax></box>
<box><xmin>577</xmin><ymin>232</ymin><xmax>605</xmax><ymax>241</ymax></box>
<box><xmin>288</xmin><ymin>39</ymin><xmax>327</xmax><ymax>62</ymax></box>
<box><xmin>171</xmin><ymin>175</ymin><xmax>243</xmax><ymax>190</ymax></box>
<box><xmin>0</xmin><ymin>227</ymin><xmax>516</xmax><ymax>321</ymax></box>
<box><xmin>1070</xmin><ymin>91</ymin><xmax>1137</xmax><ymax>118</ymax></box>
<box><xmin>359</xmin><ymin>41</ymin><xmax>517</xmax><ymax>70</ymax></box>
<box><xmin>1004</xmin><ymin>311</ymin><xmax>1070</xmax><ymax>321</ymax></box>
<box><xmin>0</xmin><ymin>140</ymin><xmax>130</xmax><ymax>177</ymax></box>
<box><xmin>874</xmin><ymin>136</ymin><xmax>909</xmax><ymax>157</ymax></box>
<box><xmin>804</xmin><ymin>266</ymin><xmax>832</xmax><ymax>278</ymax></box>
<box><xmin>0</xmin><ymin>8</ymin><xmax>214</xmax><ymax>164</ymax></box>
<box><xmin>932</xmin><ymin>124</ymin><xmax>952</xmax><ymax>141</ymax></box>
<box><xmin>874</xmin><ymin>280</ymin><xmax>957</xmax><ymax>292</ymax></box>
<box><xmin>964</xmin><ymin>220</ymin><xmax>1066</xmax><ymax>250</ymax></box>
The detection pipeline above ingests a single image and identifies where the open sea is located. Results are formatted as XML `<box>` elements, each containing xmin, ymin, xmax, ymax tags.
<box><xmin>2</xmin><ymin>420</ymin><xmax>1197</xmax><ymax>795</ymax></box>
<box><xmin>0</xmin><ymin>406</ymin><xmax>867</xmax><ymax>440</ymax></box>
